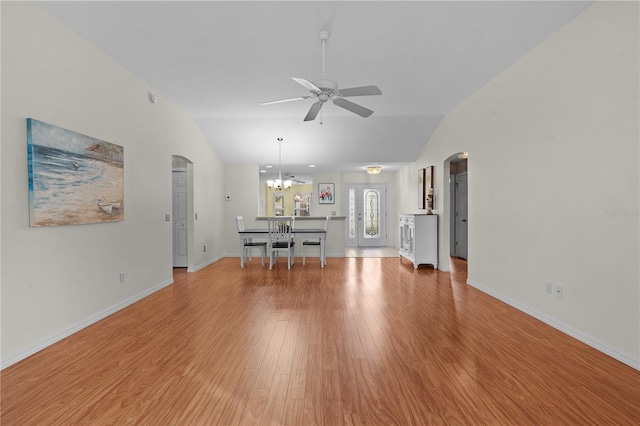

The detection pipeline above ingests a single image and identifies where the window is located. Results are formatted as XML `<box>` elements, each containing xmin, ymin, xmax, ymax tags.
<box><xmin>273</xmin><ymin>193</ymin><xmax>285</xmax><ymax>216</ymax></box>
<box><xmin>293</xmin><ymin>193</ymin><xmax>312</xmax><ymax>216</ymax></box>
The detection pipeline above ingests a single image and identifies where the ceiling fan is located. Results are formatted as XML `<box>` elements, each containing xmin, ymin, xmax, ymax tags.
<box><xmin>261</xmin><ymin>31</ymin><xmax>382</xmax><ymax>122</ymax></box>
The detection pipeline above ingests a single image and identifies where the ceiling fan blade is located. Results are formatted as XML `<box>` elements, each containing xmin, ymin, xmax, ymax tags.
<box><xmin>292</xmin><ymin>77</ymin><xmax>321</xmax><ymax>92</ymax></box>
<box><xmin>261</xmin><ymin>96</ymin><xmax>310</xmax><ymax>105</ymax></box>
<box><xmin>339</xmin><ymin>85</ymin><xmax>382</xmax><ymax>97</ymax></box>
<box><xmin>333</xmin><ymin>98</ymin><xmax>373</xmax><ymax>118</ymax></box>
<box><xmin>304</xmin><ymin>101</ymin><xmax>323</xmax><ymax>121</ymax></box>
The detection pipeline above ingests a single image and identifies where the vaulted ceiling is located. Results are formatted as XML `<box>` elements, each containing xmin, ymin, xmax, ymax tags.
<box><xmin>36</xmin><ymin>1</ymin><xmax>593</xmax><ymax>178</ymax></box>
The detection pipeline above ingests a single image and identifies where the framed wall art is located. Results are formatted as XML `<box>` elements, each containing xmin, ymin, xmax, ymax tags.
<box><xmin>318</xmin><ymin>183</ymin><xmax>334</xmax><ymax>204</ymax></box>
<box><xmin>27</xmin><ymin>118</ymin><xmax>124</xmax><ymax>227</ymax></box>
<box><xmin>425</xmin><ymin>166</ymin><xmax>434</xmax><ymax>213</ymax></box>
<box><xmin>418</xmin><ymin>168</ymin><xmax>426</xmax><ymax>209</ymax></box>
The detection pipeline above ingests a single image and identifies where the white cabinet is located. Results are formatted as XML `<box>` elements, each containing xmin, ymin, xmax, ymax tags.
<box><xmin>399</xmin><ymin>214</ymin><xmax>438</xmax><ymax>269</ymax></box>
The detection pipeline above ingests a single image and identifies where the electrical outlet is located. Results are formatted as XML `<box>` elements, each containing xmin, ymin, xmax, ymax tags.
<box><xmin>545</xmin><ymin>281</ymin><xmax>552</xmax><ymax>294</ymax></box>
<box><xmin>555</xmin><ymin>285</ymin><xmax>563</xmax><ymax>298</ymax></box>
<box><xmin>165</xmin><ymin>213</ymin><xmax>171</xmax><ymax>221</ymax></box>
<box><xmin>119</xmin><ymin>272</ymin><xmax>125</xmax><ymax>283</ymax></box>
<box><xmin>203</xmin><ymin>245</ymin><xmax>206</xmax><ymax>252</ymax></box>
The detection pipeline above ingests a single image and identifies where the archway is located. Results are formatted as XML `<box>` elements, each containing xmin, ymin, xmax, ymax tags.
<box><xmin>443</xmin><ymin>152</ymin><xmax>468</xmax><ymax>270</ymax></box>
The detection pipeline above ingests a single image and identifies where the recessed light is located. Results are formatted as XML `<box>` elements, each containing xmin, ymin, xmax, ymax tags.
<box><xmin>260</xmin><ymin>170</ymin><xmax>266</xmax><ymax>173</ymax></box>
<box><xmin>265</xmin><ymin>165</ymin><xmax>273</xmax><ymax>168</ymax></box>
<box><xmin>308</xmin><ymin>164</ymin><xmax>316</xmax><ymax>168</ymax></box>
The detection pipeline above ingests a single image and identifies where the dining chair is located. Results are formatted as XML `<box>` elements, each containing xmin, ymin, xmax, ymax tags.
<box><xmin>267</xmin><ymin>216</ymin><xmax>295</xmax><ymax>270</ymax></box>
<box><xmin>236</xmin><ymin>216</ymin><xmax>266</xmax><ymax>268</ymax></box>
<box><xmin>302</xmin><ymin>215</ymin><xmax>330</xmax><ymax>266</ymax></box>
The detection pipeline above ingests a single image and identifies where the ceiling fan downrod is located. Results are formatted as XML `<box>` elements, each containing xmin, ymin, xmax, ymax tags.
<box><xmin>318</xmin><ymin>30</ymin><xmax>330</xmax><ymax>80</ymax></box>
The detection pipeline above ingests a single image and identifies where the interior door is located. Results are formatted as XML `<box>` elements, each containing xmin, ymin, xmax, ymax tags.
<box><xmin>346</xmin><ymin>184</ymin><xmax>387</xmax><ymax>247</ymax></box>
<box><xmin>172</xmin><ymin>171</ymin><xmax>188</xmax><ymax>267</ymax></box>
<box><xmin>454</xmin><ymin>172</ymin><xmax>468</xmax><ymax>259</ymax></box>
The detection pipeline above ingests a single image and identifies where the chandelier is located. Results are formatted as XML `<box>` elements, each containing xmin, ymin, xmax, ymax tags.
<box><xmin>267</xmin><ymin>137</ymin><xmax>292</xmax><ymax>191</ymax></box>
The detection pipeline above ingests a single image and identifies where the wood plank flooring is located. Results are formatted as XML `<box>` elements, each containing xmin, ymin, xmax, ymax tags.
<box><xmin>344</xmin><ymin>247</ymin><xmax>399</xmax><ymax>258</ymax></box>
<box><xmin>2</xmin><ymin>257</ymin><xmax>638</xmax><ymax>425</ymax></box>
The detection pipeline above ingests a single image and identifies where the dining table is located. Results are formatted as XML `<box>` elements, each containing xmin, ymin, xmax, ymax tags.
<box><xmin>238</xmin><ymin>228</ymin><xmax>327</xmax><ymax>268</ymax></box>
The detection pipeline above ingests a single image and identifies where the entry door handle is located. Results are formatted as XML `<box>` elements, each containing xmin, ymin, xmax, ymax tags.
<box><xmin>461</xmin><ymin>219</ymin><xmax>467</xmax><ymax>223</ymax></box>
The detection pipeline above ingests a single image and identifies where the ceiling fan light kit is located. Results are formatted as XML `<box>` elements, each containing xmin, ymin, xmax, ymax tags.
<box><xmin>262</xmin><ymin>30</ymin><xmax>382</xmax><ymax>122</ymax></box>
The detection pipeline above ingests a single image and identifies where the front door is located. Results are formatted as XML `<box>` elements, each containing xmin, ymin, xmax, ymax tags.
<box><xmin>346</xmin><ymin>184</ymin><xmax>387</xmax><ymax>247</ymax></box>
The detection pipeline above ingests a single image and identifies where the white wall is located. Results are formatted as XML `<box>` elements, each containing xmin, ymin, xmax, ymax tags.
<box><xmin>223</xmin><ymin>163</ymin><xmax>262</xmax><ymax>256</ymax></box>
<box><xmin>399</xmin><ymin>2</ymin><xmax>639</xmax><ymax>367</ymax></box>
<box><xmin>1</xmin><ymin>3</ymin><xmax>224</xmax><ymax>367</ymax></box>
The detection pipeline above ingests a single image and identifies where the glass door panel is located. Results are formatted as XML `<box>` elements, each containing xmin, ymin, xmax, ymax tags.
<box><xmin>363</xmin><ymin>188</ymin><xmax>381</xmax><ymax>239</ymax></box>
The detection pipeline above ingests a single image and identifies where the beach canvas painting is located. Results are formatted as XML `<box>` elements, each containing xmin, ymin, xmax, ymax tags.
<box><xmin>27</xmin><ymin>118</ymin><xmax>124</xmax><ymax>227</ymax></box>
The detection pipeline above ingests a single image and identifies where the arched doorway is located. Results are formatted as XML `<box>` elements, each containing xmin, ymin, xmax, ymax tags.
<box><xmin>444</xmin><ymin>152</ymin><xmax>469</xmax><ymax>268</ymax></box>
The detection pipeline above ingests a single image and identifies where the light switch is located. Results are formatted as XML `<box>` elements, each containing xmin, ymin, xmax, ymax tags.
<box><xmin>165</xmin><ymin>213</ymin><xmax>171</xmax><ymax>221</ymax></box>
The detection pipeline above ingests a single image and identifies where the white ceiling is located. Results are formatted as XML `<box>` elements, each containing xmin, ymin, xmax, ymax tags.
<box><xmin>36</xmin><ymin>1</ymin><xmax>593</xmax><ymax>178</ymax></box>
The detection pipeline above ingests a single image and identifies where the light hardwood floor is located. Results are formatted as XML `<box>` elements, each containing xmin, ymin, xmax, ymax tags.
<box><xmin>2</xmin><ymin>257</ymin><xmax>638</xmax><ymax>425</ymax></box>
<box><xmin>345</xmin><ymin>246</ymin><xmax>399</xmax><ymax>258</ymax></box>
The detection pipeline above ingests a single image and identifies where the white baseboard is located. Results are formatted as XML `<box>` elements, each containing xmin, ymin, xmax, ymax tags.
<box><xmin>193</xmin><ymin>254</ymin><xmax>224</xmax><ymax>272</ymax></box>
<box><xmin>467</xmin><ymin>279</ymin><xmax>640</xmax><ymax>371</ymax></box>
<box><xmin>1</xmin><ymin>278</ymin><xmax>174</xmax><ymax>370</ymax></box>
